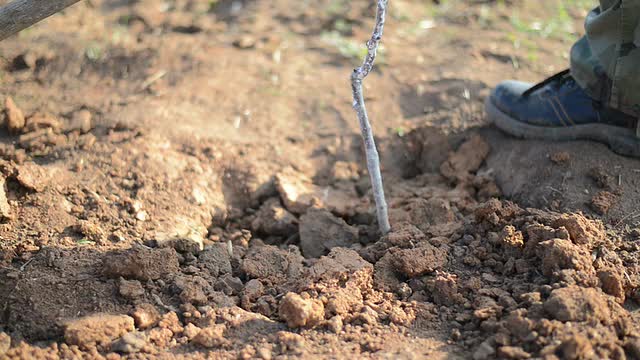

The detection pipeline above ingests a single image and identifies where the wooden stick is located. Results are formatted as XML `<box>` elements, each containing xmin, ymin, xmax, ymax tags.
<box><xmin>0</xmin><ymin>0</ymin><xmax>82</xmax><ymax>41</ymax></box>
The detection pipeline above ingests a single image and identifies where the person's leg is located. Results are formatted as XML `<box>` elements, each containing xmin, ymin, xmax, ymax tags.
<box><xmin>485</xmin><ymin>0</ymin><xmax>640</xmax><ymax>157</ymax></box>
<box><xmin>571</xmin><ymin>0</ymin><xmax>640</xmax><ymax>117</ymax></box>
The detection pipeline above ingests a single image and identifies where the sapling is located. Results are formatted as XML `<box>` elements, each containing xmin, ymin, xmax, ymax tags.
<box><xmin>350</xmin><ymin>0</ymin><xmax>391</xmax><ymax>234</ymax></box>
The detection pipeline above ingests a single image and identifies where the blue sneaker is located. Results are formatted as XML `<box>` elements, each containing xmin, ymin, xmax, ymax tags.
<box><xmin>485</xmin><ymin>69</ymin><xmax>640</xmax><ymax>158</ymax></box>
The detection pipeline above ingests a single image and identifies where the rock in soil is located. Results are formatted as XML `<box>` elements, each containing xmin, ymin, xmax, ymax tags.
<box><xmin>63</xmin><ymin>314</ymin><xmax>135</xmax><ymax>350</ymax></box>
<box><xmin>299</xmin><ymin>208</ymin><xmax>359</xmax><ymax>258</ymax></box>
<box><xmin>102</xmin><ymin>246</ymin><xmax>180</xmax><ymax>281</ymax></box>
<box><xmin>278</xmin><ymin>292</ymin><xmax>325</xmax><ymax>328</ymax></box>
<box><xmin>3</xmin><ymin>97</ymin><xmax>25</xmax><ymax>134</ymax></box>
<box><xmin>0</xmin><ymin>176</ymin><xmax>12</xmax><ymax>221</ymax></box>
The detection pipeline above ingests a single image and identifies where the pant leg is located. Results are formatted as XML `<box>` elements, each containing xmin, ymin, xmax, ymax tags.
<box><xmin>570</xmin><ymin>0</ymin><xmax>640</xmax><ymax>117</ymax></box>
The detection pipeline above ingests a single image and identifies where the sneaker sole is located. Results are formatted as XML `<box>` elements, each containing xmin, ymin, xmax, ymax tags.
<box><xmin>485</xmin><ymin>97</ymin><xmax>640</xmax><ymax>158</ymax></box>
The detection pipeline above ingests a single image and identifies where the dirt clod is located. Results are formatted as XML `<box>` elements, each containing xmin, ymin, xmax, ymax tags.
<box><xmin>3</xmin><ymin>97</ymin><xmax>25</xmax><ymax>134</ymax></box>
<box><xmin>391</xmin><ymin>244</ymin><xmax>447</xmax><ymax>277</ymax></box>
<box><xmin>0</xmin><ymin>332</ymin><xmax>10</xmax><ymax>355</ymax></box>
<box><xmin>198</xmin><ymin>243</ymin><xmax>232</xmax><ymax>277</ymax></box>
<box><xmin>111</xmin><ymin>331</ymin><xmax>147</xmax><ymax>354</ymax></box>
<box><xmin>102</xmin><ymin>246</ymin><xmax>180</xmax><ymax>281</ymax></box>
<box><xmin>118</xmin><ymin>279</ymin><xmax>145</xmax><ymax>300</ymax></box>
<box><xmin>497</xmin><ymin>346</ymin><xmax>530</xmax><ymax>359</ymax></box>
<box><xmin>0</xmin><ymin>177</ymin><xmax>12</xmax><ymax>221</ymax></box>
<box><xmin>441</xmin><ymin>135</ymin><xmax>490</xmax><ymax>181</ymax></box>
<box><xmin>279</xmin><ymin>292</ymin><xmax>325</xmax><ymax>328</ymax></box>
<box><xmin>69</xmin><ymin>109</ymin><xmax>92</xmax><ymax>133</ymax></box>
<box><xmin>63</xmin><ymin>314</ymin><xmax>135</xmax><ymax>350</ymax></box>
<box><xmin>590</xmin><ymin>191</ymin><xmax>617</xmax><ymax>215</ymax></box>
<box><xmin>130</xmin><ymin>304</ymin><xmax>160</xmax><ymax>330</ymax></box>
<box><xmin>543</xmin><ymin>286</ymin><xmax>612</xmax><ymax>323</ymax></box>
<box><xmin>241</xmin><ymin>245</ymin><xmax>303</xmax><ymax>281</ymax></box>
<box><xmin>588</xmin><ymin>166</ymin><xmax>611</xmax><ymax>188</ymax></box>
<box><xmin>276</xmin><ymin>169</ymin><xmax>322</xmax><ymax>214</ymax></box>
<box><xmin>251</xmin><ymin>198</ymin><xmax>298</xmax><ymax>236</ymax></box>
<box><xmin>24</xmin><ymin>112</ymin><xmax>61</xmax><ymax>133</ymax></box>
<box><xmin>192</xmin><ymin>324</ymin><xmax>227</xmax><ymax>348</ymax></box>
<box><xmin>299</xmin><ymin>208</ymin><xmax>359</xmax><ymax>258</ymax></box>
<box><xmin>15</xmin><ymin>162</ymin><xmax>50</xmax><ymax>192</ymax></box>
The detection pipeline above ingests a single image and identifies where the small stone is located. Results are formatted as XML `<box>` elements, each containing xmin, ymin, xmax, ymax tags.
<box><xmin>0</xmin><ymin>332</ymin><xmax>10</xmax><ymax>355</ymax></box>
<box><xmin>64</xmin><ymin>314</ymin><xmax>135</xmax><ymax>350</ymax></box>
<box><xmin>279</xmin><ymin>292</ymin><xmax>325</xmax><ymax>328</ymax></box>
<box><xmin>3</xmin><ymin>97</ymin><xmax>25</xmax><ymax>134</ymax></box>
<box><xmin>69</xmin><ymin>109</ymin><xmax>92</xmax><ymax>133</ymax></box>
<box><xmin>130</xmin><ymin>304</ymin><xmax>160</xmax><ymax>329</ymax></box>
<box><xmin>111</xmin><ymin>331</ymin><xmax>147</xmax><ymax>354</ymax></box>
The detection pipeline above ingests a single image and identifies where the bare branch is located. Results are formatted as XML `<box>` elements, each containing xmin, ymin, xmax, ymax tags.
<box><xmin>350</xmin><ymin>0</ymin><xmax>391</xmax><ymax>234</ymax></box>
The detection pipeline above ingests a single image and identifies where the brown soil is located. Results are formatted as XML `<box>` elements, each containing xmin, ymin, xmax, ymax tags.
<box><xmin>2</xmin><ymin>1</ymin><xmax>640</xmax><ymax>359</ymax></box>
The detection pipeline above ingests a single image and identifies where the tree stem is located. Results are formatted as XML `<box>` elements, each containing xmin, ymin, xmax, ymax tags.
<box><xmin>350</xmin><ymin>0</ymin><xmax>391</xmax><ymax>234</ymax></box>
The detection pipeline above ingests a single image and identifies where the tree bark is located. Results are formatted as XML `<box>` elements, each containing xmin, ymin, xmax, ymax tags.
<box><xmin>0</xmin><ymin>0</ymin><xmax>82</xmax><ymax>41</ymax></box>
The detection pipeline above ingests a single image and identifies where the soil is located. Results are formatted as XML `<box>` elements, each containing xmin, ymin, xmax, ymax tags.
<box><xmin>1</xmin><ymin>0</ymin><xmax>640</xmax><ymax>359</ymax></box>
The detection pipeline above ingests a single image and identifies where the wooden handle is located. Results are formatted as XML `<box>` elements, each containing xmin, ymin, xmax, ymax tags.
<box><xmin>0</xmin><ymin>0</ymin><xmax>83</xmax><ymax>41</ymax></box>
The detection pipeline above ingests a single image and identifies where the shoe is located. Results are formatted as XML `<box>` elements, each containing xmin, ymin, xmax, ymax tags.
<box><xmin>485</xmin><ymin>69</ymin><xmax>640</xmax><ymax>158</ymax></box>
